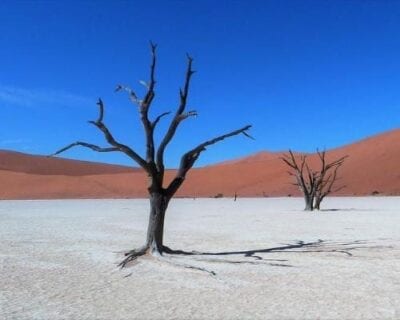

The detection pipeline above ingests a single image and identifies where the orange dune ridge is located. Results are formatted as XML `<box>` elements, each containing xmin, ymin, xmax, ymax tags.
<box><xmin>0</xmin><ymin>129</ymin><xmax>399</xmax><ymax>199</ymax></box>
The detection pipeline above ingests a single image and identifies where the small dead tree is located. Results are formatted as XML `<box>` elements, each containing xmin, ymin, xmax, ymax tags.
<box><xmin>51</xmin><ymin>43</ymin><xmax>252</xmax><ymax>267</ymax></box>
<box><xmin>281</xmin><ymin>150</ymin><xmax>347</xmax><ymax>211</ymax></box>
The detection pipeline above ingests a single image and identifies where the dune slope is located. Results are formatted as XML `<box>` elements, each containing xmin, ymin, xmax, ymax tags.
<box><xmin>0</xmin><ymin>129</ymin><xmax>399</xmax><ymax>199</ymax></box>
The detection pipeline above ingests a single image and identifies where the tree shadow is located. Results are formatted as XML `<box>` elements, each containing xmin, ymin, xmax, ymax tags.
<box><xmin>163</xmin><ymin>239</ymin><xmax>369</xmax><ymax>266</ymax></box>
<box><xmin>319</xmin><ymin>208</ymin><xmax>373</xmax><ymax>212</ymax></box>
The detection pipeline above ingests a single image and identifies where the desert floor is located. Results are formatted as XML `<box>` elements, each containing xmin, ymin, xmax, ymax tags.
<box><xmin>1</xmin><ymin>197</ymin><xmax>400</xmax><ymax>319</ymax></box>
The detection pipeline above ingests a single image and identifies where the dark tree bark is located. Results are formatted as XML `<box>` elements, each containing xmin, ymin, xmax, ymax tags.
<box><xmin>281</xmin><ymin>150</ymin><xmax>347</xmax><ymax>211</ymax></box>
<box><xmin>304</xmin><ymin>194</ymin><xmax>314</xmax><ymax>211</ymax></box>
<box><xmin>146</xmin><ymin>192</ymin><xmax>170</xmax><ymax>254</ymax></box>
<box><xmin>51</xmin><ymin>43</ymin><xmax>252</xmax><ymax>267</ymax></box>
<box><xmin>314</xmin><ymin>197</ymin><xmax>322</xmax><ymax>211</ymax></box>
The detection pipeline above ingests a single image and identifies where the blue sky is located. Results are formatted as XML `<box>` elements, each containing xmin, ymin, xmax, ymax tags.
<box><xmin>0</xmin><ymin>0</ymin><xmax>399</xmax><ymax>167</ymax></box>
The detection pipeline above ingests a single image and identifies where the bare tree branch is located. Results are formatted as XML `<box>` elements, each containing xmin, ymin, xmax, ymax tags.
<box><xmin>281</xmin><ymin>150</ymin><xmax>314</xmax><ymax>198</ymax></box>
<box><xmin>152</xmin><ymin>111</ymin><xmax>171</xmax><ymax>129</ymax></box>
<box><xmin>52</xmin><ymin>98</ymin><xmax>149</xmax><ymax>171</ymax></box>
<box><xmin>242</xmin><ymin>131</ymin><xmax>255</xmax><ymax>140</ymax></box>
<box><xmin>177</xmin><ymin>110</ymin><xmax>198</xmax><ymax>121</ymax></box>
<box><xmin>95</xmin><ymin>98</ymin><xmax>104</xmax><ymax>123</ymax></box>
<box><xmin>114</xmin><ymin>42</ymin><xmax>158</xmax><ymax>164</ymax></box>
<box><xmin>50</xmin><ymin>142</ymin><xmax>119</xmax><ymax>157</ymax></box>
<box><xmin>142</xmin><ymin>41</ymin><xmax>157</xmax><ymax>109</ymax></box>
<box><xmin>166</xmin><ymin>125</ymin><xmax>252</xmax><ymax>196</ymax></box>
<box><xmin>87</xmin><ymin>99</ymin><xmax>149</xmax><ymax>170</ymax></box>
<box><xmin>156</xmin><ymin>54</ymin><xmax>195</xmax><ymax>174</ymax></box>
<box><xmin>114</xmin><ymin>85</ymin><xmax>140</xmax><ymax>104</ymax></box>
<box><xmin>138</xmin><ymin>42</ymin><xmax>157</xmax><ymax>163</ymax></box>
<box><xmin>316</xmin><ymin>156</ymin><xmax>347</xmax><ymax>201</ymax></box>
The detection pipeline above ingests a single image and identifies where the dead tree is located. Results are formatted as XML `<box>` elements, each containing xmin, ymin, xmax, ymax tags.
<box><xmin>51</xmin><ymin>43</ymin><xmax>252</xmax><ymax>267</ymax></box>
<box><xmin>281</xmin><ymin>150</ymin><xmax>347</xmax><ymax>211</ymax></box>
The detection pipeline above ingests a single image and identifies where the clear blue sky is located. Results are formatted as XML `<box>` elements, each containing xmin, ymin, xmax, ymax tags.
<box><xmin>0</xmin><ymin>0</ymin><xmax>399</xmax><ymax>167</ymax></box>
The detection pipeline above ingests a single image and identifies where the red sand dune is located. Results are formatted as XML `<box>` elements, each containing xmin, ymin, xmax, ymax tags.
<box><xmin>0</xmin><ymin>129</ymin><xmax>399</xmax><ymax>199</ymax></box>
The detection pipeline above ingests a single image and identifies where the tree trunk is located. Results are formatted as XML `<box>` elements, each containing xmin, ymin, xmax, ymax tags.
<box><xmin>304</xmin><ymin>195</ymin><xmax>314</xmax><ymax>211</ymax></box>
<box><xmin>314</xmin><ymin>197</ymin><xmax>322</xmax><ymax>210</ymax></box>
<box><xmin>145</xmin><ymin>192</ymin><xmax>170</xmax><ymax>254</ymax></box>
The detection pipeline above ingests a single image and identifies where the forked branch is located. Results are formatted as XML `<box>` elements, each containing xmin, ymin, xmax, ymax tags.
<box><xmin>115</xmin><ymin>42</ymin><xmax>158</xmax><ymax>163</ymax></box>
<box><xmin>167</xmin><ymin>125</ymin><xmax>252</xmax><ymax>196</ymax></box>
<box><xmin>53</xmin><ymin>98</ymin><xmax>149</xmax><ymax>171</ymax></box>
<box><xmin>315</xmin><ymin>155</ymin><xmax>347</xmax><ymax>201</ymax></box>
<box><xmin>156</xmin><ymin>54</ymin><xmax>195</xmax><ymax>173</ymax></box>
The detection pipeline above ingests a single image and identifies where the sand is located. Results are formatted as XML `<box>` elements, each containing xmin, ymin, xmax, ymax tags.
<box><xmin>1</xmin><ymin>197</ymin><xmax>400</xmax><ymax>319</ymax></box>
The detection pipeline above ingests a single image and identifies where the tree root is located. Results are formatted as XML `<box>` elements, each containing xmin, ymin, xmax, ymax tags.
<box><xmin>118</xmin><ymin>246</ymin><xmax>149</xmax><ymax>268</ymax></box>
<box><xmin>118</xmin><ymin>245</ymin><xmax>216</xmax><ymax>276</ymax></box>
